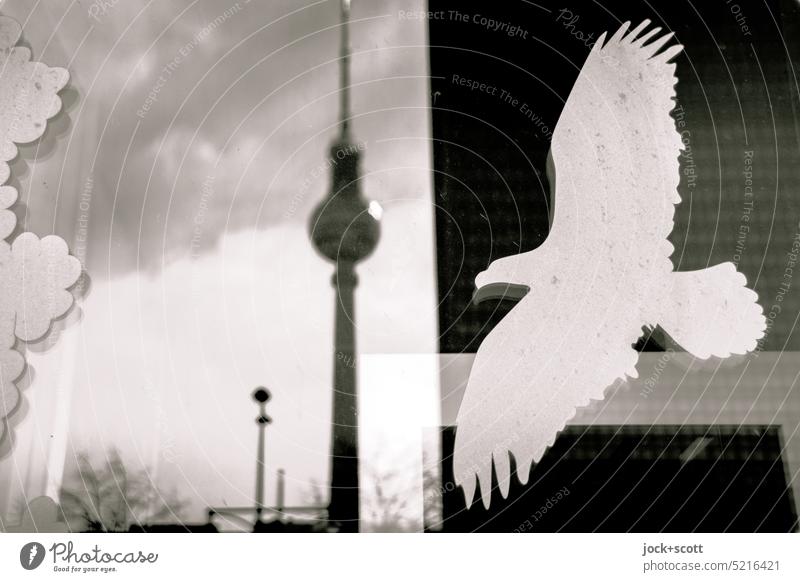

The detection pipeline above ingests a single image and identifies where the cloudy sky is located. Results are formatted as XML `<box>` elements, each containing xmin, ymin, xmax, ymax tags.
<box><xmin>0</xmin><ymin>0</ymin><xmax>440</xmax><ymax>529</ymax></box>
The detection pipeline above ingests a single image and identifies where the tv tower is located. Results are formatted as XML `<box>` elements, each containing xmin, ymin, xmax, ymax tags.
<box><xmin>308</xmin><ymin>0</ymin><xmax>380</xmax><ymax>532</ymax></box>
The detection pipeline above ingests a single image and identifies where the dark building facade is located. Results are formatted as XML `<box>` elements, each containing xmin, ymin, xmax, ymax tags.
<box><xmin>428</xmin><ymin>0</ymin><xmax>800</xmax><ymax>531</ymax></box>
<box><xmin>437</xmin><ymin>425</ymin><xmax>797</xmax><ymax>532</ymax></box>
<box><xmin>430</xmin><ymin>0</ymin><xmax>800</xmax><ymax>354</ymax></box>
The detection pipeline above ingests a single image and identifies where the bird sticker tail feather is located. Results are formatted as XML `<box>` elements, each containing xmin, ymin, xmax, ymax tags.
<box><xmin>658</xmin><ymin>263</ymin><xmax>766</xmax><ymax>359</ymax></box>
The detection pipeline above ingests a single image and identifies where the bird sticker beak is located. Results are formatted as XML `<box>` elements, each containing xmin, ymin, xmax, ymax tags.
<box><xmin>472</xmin><ymin>270</ymin><xmax>530</xmax><ymax>304</ymax></box>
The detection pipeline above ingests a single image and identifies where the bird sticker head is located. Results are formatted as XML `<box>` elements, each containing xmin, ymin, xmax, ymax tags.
<box><xmin>473</xmin><ymin>254</ymin><xmax>532</xmax><ymax>304</ymax></box>
<box><xmin>454</xmin><ymin>20</ymin><xmax>766</xmax><ymax>510</ymax></box>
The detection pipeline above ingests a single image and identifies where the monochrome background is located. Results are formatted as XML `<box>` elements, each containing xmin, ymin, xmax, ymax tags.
<box><xmin>0</xmin><ymin>0</ymin><xmax>798</xmax><ymax>532</ymax></box>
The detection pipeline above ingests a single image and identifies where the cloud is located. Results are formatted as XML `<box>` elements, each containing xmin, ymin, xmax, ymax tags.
<box><xmin>3</xmin><ymin>0</ymin><xmax>431</xmax><ymax>276</ymax></box>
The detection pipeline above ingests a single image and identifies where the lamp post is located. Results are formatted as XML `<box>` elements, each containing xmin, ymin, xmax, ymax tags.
<box><xmin>252</xmin><ymin>387</ymin><xmax>271</xmax><ymax>528</ymax></box>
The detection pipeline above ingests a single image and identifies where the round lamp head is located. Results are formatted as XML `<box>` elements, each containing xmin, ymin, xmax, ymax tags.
<box><xmin>253</xmin><ymin>387</ymin><xmax>271</xmax><ymax>403</ymax></box>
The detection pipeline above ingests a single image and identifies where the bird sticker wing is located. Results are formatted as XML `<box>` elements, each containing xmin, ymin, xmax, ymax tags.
<box><xmin>547</xmin><ymin>20</ymin><xmax>684</xmax><ymax>265</ymax></box>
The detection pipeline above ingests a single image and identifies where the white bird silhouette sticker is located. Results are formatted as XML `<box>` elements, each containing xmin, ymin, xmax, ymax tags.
<box><xmin>454</xmin><ymin>20</ymin><xmax>766</xmax><ymax>509</ymax></box>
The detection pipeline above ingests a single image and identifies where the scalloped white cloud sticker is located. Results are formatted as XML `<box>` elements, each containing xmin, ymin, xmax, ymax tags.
<box><xmin>0</xmin><ymin>15</ymin><xmax>82</xmax><ymax>449</ymax></box>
